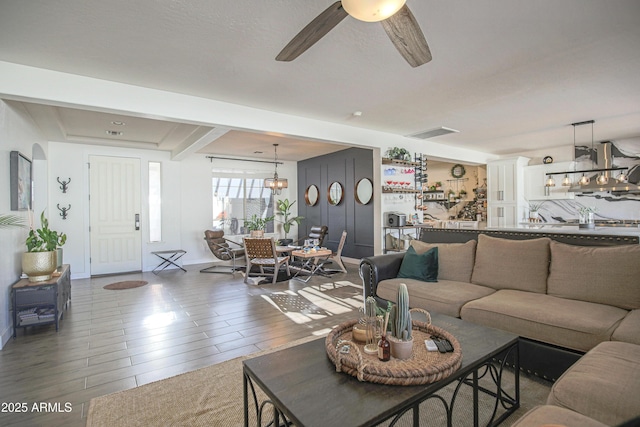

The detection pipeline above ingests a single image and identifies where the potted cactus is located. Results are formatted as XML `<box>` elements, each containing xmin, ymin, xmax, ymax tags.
<box><xmin>388</xmin><ymin>283</ymin><xmax>414</xmax><ymax>359</ymax></box>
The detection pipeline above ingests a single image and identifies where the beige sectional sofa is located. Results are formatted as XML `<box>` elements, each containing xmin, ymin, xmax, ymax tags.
<box><xmin>360</xmin><ymin>234</ymin><xmax>640</xmax><ymax>379</ymax></box>
<box><xmin>513</xmin><ymin>341</ymin><xmax>640</xmax><ymax>427</ymax></box>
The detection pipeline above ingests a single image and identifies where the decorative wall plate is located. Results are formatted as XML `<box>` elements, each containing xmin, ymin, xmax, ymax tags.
<box><xmin>543</xmin><ymin>156</ymin><xmax>553</xmax><ymax>164</ymax></box>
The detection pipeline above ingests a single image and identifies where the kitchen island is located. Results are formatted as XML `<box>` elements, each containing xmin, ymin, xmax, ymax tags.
<box><xmin>419</xmin><ymin>226</ymin><xmax>639</xmax><ymax>246</ymax></box>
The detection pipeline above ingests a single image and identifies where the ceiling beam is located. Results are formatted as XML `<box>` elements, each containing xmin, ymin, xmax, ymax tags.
<box><xmin>171</xmin><ymin>127</ymin><xmax>228</xmax><ymax>161</ymax></box>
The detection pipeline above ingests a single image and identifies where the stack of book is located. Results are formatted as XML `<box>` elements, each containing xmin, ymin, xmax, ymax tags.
<box><xmin>18</xmin><ymin>308</ymin><xmax>40</xmax><ymax>325</ymax></box>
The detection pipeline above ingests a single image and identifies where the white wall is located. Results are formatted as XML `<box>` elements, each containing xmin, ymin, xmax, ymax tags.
<box><xmin>0</xmin><ymin>100</ymin><xmax>48</xmax><ymax>349</ymax></box>
<box><xmin>48</xmin><ymin>142</ymin><xmax>181</xmax><ymax>278</ymax></box>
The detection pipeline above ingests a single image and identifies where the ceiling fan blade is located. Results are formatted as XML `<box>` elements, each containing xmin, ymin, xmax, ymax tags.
<box><xmin>381</xmin><ymin>5</ymin><xmax>432</xmax><ymax>67</ymax></box>
<box><xmin>276</xmin><ymin>1</ymin><xmax>348</xmax><ymax>62</ymax></box>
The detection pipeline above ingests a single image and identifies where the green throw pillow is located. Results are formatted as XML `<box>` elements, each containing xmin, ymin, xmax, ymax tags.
<box><xmin>397</xmin><ymin>246</ymin><xmax>438</xmax><ymax>282</ymax></box>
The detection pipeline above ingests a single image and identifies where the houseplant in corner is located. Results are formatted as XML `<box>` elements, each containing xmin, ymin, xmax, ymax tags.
<box><xmin>388</xmin><ymin>283</ymin><xmax>414</xmax><ymax>360</ymax></box>
<box><xmin>23</xmin><ymin>211</ymin><xmax>67</xmax><ymax>282</ymax></box>
<box><xmin>244</xmin><ymin>214</ymin><xmax>275</xmax><ymax>238</ymax></box>
<box><xmin>275</xmin><ymin>199</ymin><xmax>304</xmax><ymax>245</ymax></box>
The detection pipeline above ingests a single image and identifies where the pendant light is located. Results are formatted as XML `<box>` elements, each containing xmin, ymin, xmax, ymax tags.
<box><xmin>617</xmin><ymin>171</ymin><xmax>629</xmax><ymax>183</ymax></box>
<box><xmin>561</xmin><ymin>174</ymin><xmax>572</xmax><ymax>186</ymax></box>
<box><xmin>579</xmin><ymin>173</ymin><xmax>590</xmax><ymax>185</ymax></box>
<box><xmin>264</xmin><ymin>144</ymin><xmax>288</xmax><ymax>195</ymax></box>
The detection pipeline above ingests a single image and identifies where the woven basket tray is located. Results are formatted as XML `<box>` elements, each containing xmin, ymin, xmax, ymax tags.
<box><xmin>325</xmin><ymin>312</ymin><xmax>462</xmax><ymax>386</ymax></box>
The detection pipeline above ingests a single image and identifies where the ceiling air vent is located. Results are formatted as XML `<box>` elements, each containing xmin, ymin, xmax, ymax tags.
<box><xmin>407</xmin><ymin>127</ymin><xmax>459</xmax><ymax>140</ymax></box>
<box><xmin>105</xmin><ymin>130</ymin><xmax>123</xmax><ymax>136</ymax></box>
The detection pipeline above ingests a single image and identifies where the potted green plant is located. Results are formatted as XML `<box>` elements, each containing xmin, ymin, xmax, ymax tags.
<box><xmin>387</xmin><ymin>283</ymin><xmax>413</xmax><ymax>360</ymax></box>
<box><xmin>23</xmin><ymin>211</ymin><xmax>67</xmax><ymax>282</ymax></box>
<box><xmin>386</xmin><ymin>147</ymin><xmax>410</xmax><ymax>161</ymax></box>
<box><xmin>528</xmin><ymin>201</ymin><xmax>545</xmax><ymax>221</ymax></box>
<box><xmin>275</xmin><ymin>199</ymin><xmax>304</xmax><ymax>245</ymax></box>
<box><xmin>244</xmin><ymin>214</ymin><xmax>275</xmax><ymax>237</ymax></box>
<box><xmin>578</xmin><ymin>206</ymin><xmax>597</xmax><ymax>229</ymax></box>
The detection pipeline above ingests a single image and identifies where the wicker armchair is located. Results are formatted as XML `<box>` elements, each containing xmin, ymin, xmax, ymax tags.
<box><xmin>200</xmin><ymin>230</ymin><xmax>245</xmax><ymax>274</ymax></box>
<box><xmin>243</xmin><ymin>237</ymin><xmax>290</xmax><ymax>285</ymax></box>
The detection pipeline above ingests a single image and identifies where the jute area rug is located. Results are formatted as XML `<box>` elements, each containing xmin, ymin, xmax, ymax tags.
<box><xmin>86</xmin><ymin>336</ymin><xmax>550</xmax><ymax>427</ymax></box>
<box><xmin>103</xmin><ymin>280</ymin><xmax>148</xmax><ymax>290</ymax></box>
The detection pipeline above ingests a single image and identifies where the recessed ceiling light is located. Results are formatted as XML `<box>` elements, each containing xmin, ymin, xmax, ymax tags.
<box><xmin>111</xmin><ymin>121</ymin><xmax>125</xmax><ymax>126</ymax></box>
<box><xmin>106</xmin><ymin>130</ymin><xmax>123</xmax><ymax>136</ymax></box>
<box><xmin>254</xmin><ymin>151</ymin><xmax>263</xmax><ymax>154</ymax></box>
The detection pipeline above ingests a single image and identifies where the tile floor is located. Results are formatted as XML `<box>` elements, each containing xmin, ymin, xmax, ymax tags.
<box><xmin>0</xmin><ymin>263</ymin><xmax>364</xmax><ymax>426</ymax></box>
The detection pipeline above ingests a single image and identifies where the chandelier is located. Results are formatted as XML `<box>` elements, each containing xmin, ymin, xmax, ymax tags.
<box><xmin>264</xmin><ymin>144</ymin><xmax>288</xmax><ymax>195</ymax></box>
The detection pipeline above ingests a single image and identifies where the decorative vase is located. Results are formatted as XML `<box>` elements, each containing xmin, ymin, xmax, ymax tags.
<box><xmin>22</xmin><ymin>251</ymin><xmax>57</xmax><ymax>282</ymax></box>
<box><xmin>579</xmin><ymin>212</ymin><xmax>595</xmax><ymax>229</ymax></box>
<box><xmin>55</xmin><ymin>247</ymin><xmax>63</xmax><ymax>268</ymax></box>
<box><xmin>250</xmin><ymin>230</ymin><xmax>264</xmax><ymax>238</ymax></box>
<box><xmin>388</xmin><ymin>336</ymin><xmax>414</xmax><ymax>360</ymax></box>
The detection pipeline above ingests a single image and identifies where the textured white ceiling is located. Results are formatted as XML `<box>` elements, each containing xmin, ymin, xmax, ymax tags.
<box><xmin>1</xmin><ymin>0</ymin><xmax>639</xmax><ymax>159</ymax></box>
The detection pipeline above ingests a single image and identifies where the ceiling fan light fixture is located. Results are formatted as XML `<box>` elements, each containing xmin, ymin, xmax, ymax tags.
<box><xmin>341</xmin><ymin>0</ymin><xmax>406</xmax><ymax>22</ymax></box>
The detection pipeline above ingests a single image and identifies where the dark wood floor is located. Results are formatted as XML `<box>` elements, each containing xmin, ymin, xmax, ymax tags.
<box><xmin>0</xmin><ymin>262</ymin><xmax>364</xmax><ymax>426</ymax></box>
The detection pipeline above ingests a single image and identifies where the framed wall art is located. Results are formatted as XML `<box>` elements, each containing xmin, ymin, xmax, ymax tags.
<box><xmin>10</xmin><ymin>151</ymin><xmax>32</xmax><ymax>211</ymax></box>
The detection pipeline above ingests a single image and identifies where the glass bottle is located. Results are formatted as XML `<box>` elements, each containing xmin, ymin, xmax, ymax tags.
<box><xmin>378</xmin><ymin>334</ymin><xmax>390</xmax><ymax>362</ymax></box>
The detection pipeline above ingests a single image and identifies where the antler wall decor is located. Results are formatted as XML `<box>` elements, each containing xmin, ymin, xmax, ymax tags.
<box><xmin>57</xmin><ymin>177</ymin><xmax>71</xmax><ymax>193</ymax></box>
<box><xmin>57</xmin><ymin>204</ymin><xmax>71</xmax><ymax>220</ymax></box>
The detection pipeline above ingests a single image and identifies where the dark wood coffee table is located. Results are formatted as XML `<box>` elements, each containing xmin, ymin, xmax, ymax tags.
<box><xmin>243</xmin><ymin>313</ymin><xmax>520</xmax><ymax>427</ymax></box>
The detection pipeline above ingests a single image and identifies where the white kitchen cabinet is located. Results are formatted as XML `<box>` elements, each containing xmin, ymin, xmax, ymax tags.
<box><xmin>524</xmin><ymin>162</ymin><xmax>576</xmax><ymax>200</ymax></box>
<box><xmin>487</xmin><ymin>157</ymin><xmax>529</xmax><ymax>228</ymax></box>
<box><xmin>488</xmin><ymin>205</ymin><xmax>520</xmax><ymax>228</ymax></box>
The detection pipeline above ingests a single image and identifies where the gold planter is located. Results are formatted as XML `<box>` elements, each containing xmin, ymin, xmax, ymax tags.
<box><xmin>22</xmin><ymin>251</ymin><xmax>57</xmax><ymax>282</ymax></box>
<box><xmin>250</xmin><ymin>230</ymin><xmax>265</xmax><ymax>238</ymax></box>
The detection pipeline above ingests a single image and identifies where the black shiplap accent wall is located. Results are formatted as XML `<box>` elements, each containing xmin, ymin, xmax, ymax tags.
<box><xmin>297</xmin><ymin>147</ymin><xmax>374</xmax><ymax>258</ymax></box>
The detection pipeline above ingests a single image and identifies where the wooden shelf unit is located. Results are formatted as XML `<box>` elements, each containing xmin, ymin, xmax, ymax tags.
<box><xmin>12</xmin><ymin>264</ymin><xmax>71</xmax><ymax>338</ymax></box>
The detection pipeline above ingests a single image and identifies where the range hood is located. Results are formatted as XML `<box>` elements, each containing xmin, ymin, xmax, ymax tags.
<box><xmin>569</xmin><ymin>141</ymin><xmax>640</xmax><ymax>193</ymax></box>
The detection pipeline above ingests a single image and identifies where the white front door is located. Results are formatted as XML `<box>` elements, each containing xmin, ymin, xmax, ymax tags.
<box><xmin>89</xmin><ymin>155</ymin><xmax>142</xmax><ymax>275</ymax></box>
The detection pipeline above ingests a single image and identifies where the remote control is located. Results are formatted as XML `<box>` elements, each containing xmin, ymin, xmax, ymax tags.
<box><xmin>425</xmin><ymin>339</ymin><xmax>438</xmax><ymax>352</ymax></box>
<box><xmin>441</xmin><ymin>339</ymin><xmax>454</xmax><ymax>352</ymax></box>
<box><xmin>434</xmin><ymin>339</ymin><xmax>447</xmax><ymax>353</ymax></box>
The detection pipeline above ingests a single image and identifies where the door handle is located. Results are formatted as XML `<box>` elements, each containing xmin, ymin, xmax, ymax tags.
<box><xmin>135</xmin><ymin>214</ymin><xmax>140</xmax><ymax>230</ymax></box>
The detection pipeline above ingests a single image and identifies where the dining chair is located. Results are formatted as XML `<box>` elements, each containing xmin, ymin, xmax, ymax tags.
<box><xmin>321</xmin><ymin>230</ymin><xmax>348</xmax><ymax>274</ymax></box>
<box><xmin>243</xmin><ymin>237</ymin><xmax>290</xmax><ymax>285</ymax></box>
<box><xmin>200</xmin><ymin>230</ymin><xmax>245</xmax><ymax>274</ymax></box>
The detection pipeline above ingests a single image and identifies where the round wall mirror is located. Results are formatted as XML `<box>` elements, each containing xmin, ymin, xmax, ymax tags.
<box><xmin>355</xmin><ymin>178</ymin><xmax>373</xmax><ymax>205</ymax></box>
<box><xmin>305</xmin><ymin>184</ymin><xmax>319</xmax><ymax>206</ymax></box>
<box><xmin>328</xmin><ymin>182</ymin><xmax>344</xmax><ymax>205</ymax></box>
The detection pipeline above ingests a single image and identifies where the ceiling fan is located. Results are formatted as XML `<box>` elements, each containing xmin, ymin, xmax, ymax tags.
<box><xmin>276</xmin><ymin>0</ymin><xmax>432</xmax><ymax>68</ymax></box>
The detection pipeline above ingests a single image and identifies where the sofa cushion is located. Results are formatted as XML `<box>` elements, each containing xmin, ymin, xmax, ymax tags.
<box><xmin>510</xmin><ymin>405</ymin><xmax>607</xmax><ymax>427</ymax></box>
<box><xmin>547</xmin><ymin>341</ymin><xmax>640</xmax><ymax>426</ymax></box>
<box><xmin>397</xmin><ymin>246</ymin><xmax>438</xmax><ymax>282</ymax></box>
<box><xmin>460</xmin><ymin>289</ymin><xmax>628</xmax><ymax>352</ymax></box>
<box><xmin>471</xmin><ymin>235</ymin><xmax>550</xmax><ymax>293</ymax></box>
<box><xmin>410</xmin><ymin>240</ymin><xmax>476</xmax><ymax>282</ymax></box>
<box><xmin>547</xmin><ymin>240</ymin><xmax>640</xmax><ymax>310</ymax></box>
<box><xmin>377</xmin><ymin>278</ymin><xmax>495</xmax><ymax>318</ymax></box>
<box><xmin>611</xmin><ymin>309</ymin><xmax>640</xmax><ymax>345</ymax></box>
